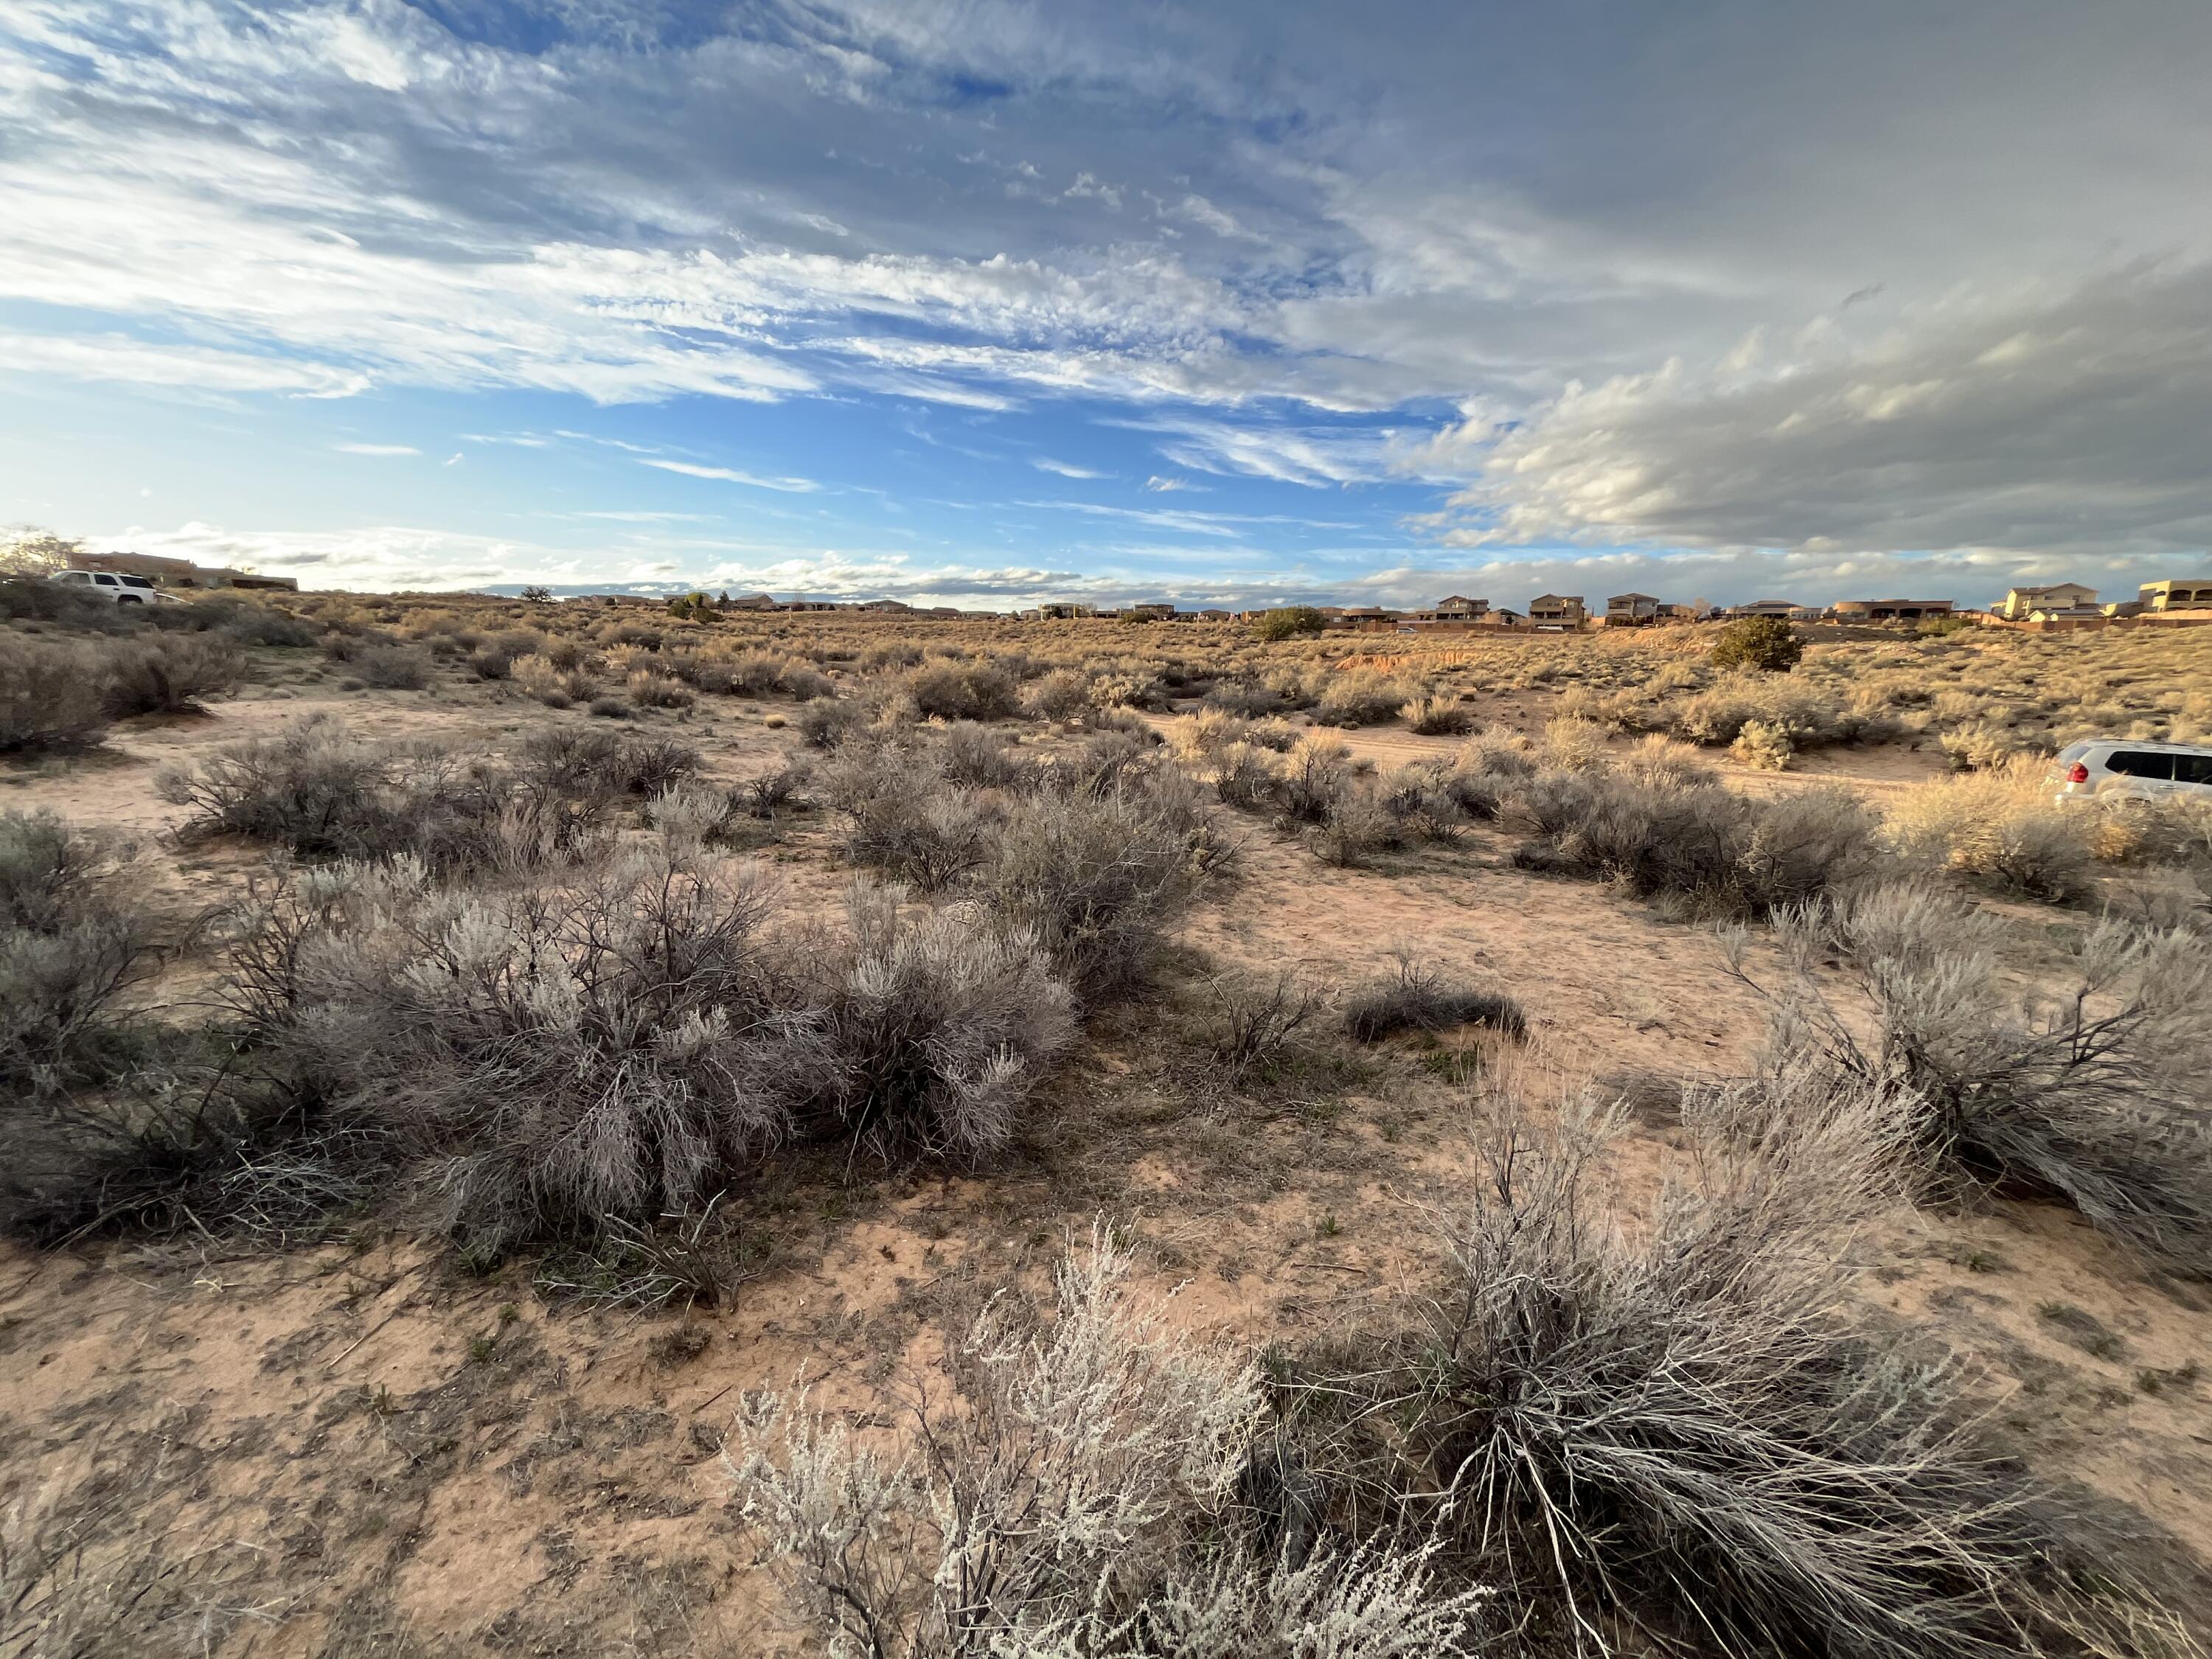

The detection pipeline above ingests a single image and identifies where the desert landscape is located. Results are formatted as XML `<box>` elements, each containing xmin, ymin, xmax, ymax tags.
<box><xmin>6</xmin><ymin>580</ymin><xmax>2212</xmax><ymax>1655</ymax></box>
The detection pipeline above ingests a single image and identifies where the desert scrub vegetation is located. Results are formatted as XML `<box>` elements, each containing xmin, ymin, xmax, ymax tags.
<box><xmin>1279</xmin><ymin>1088</ymin><xmax>2188</xmax><ymax>1657</ymax></box>
<box><xmin>158</xmin><ymin>717</ymin><xmax>700</xmax><ymax>874</ymax></box>
<box><xmin>1340</xmin><ymin>950</ymin><xmax>1526</xmax><ymax>1043</ymax></box>
<box><xmin>731</xmin><ymin>1228</ymin><xmax>1493</xmax><ymax>1658</ymax></box>
<box><xmin>1735</xmin><ymin>883</ymin><xmax>2212</xmax><ymax>1273</ymax></box>
<box><xmin>1883</xmin><ymin>757</ymin><xmax>2096</xmax><ymax>902</ymax></box>
<box><xmin>824</xmin><ymin>726</ymin><xmax>1226</xmax><ymax>995</ymax></box>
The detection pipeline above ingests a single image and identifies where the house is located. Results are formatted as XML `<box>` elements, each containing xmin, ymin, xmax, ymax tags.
<box><xmin>1730</xmin><ymin>598</ymin><xmax>1804</xmax><ymax>618</ymax></box>
<box><xmin>1997</xmin><ymin>583</ymin><xmax>2097</xmax><ymax>621</ymax></box>
<box><xmin>1196</xmin><ymin>608</ymin><xmax>1231</xmax><ymax>620</ymax></box>
<box><xmin>1477</xmin><ymin>607</ymin><xmax>1526</xmax><ymax>628</ymax></box>
<box><xmin>856</xmin><ymin>599</ymin><xmax>913</xmax><ymax>613</ymax></box>
<box><xmin>74</xmin><ymin>550</ymin><xmax>299</xmax><ymax>592</ymax></box>
<box><xmin>1413</xmin><ymin>594</ymin><xmax>1489</xmax><ymax>622</ymax></box>
<box><xmin>723</xmin><ymin>591</ymin><xmax>777</xmax><ymax>611</ymax></box>
<box><xmin>2138</xmin><ymin>580</ymin><xmax>2212</xmax><ymax>613</ymax></box>
<box><xmin>1528</xmin><ymin>594</ymin><xmax>1585</xmax><ymax>628</ymax></box>
<box><xmin>1604</xmin><ymin>592</ymin><xmax>1662</xmax><ymax>625</ymax></box>
<box><xmin>1331</xmin><ymin>605</ymin><xmax>1393</xmax><ymax>626</ymax></box>
<box><xmin>1834</xmin><ymin>599</ymin><xmax>1955</xmax><ymax>623</ymax></box>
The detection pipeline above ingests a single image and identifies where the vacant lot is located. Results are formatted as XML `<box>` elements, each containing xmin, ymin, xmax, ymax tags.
<box><xmin>6</xmin><ymin>586</ymin><xmax>2212</xmax><ymax>1655</ymax></box>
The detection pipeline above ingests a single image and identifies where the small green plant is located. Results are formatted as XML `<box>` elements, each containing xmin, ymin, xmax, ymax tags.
<box><xmin>2136</xmin><ymin>1361</ymin><xmax>2200</xmax><ymax>1395</ymax></box>
<box><xmin>1709</xmin><ymin>614</ymin><xmax>1804</xmax><ymax>673</ymax></box>
<box><xmin>467</xmin><ymin>1333</ymin><xmax>496</xmax><ymax>1364</ymax></box>
<box><xmin>1316</xmin><ymin>1211</ymin><xmax>1341</xmax><ymax>1239</ymax></box>
<box><xmin>1251</xmin><ymin>605</ymin><xmax>1326</xmax><ymax>641</ymax></box>
<box><xmin>364</xmin><ymin>1383</ymin><xmax>396</xmax><ymax>1417</ymax></box>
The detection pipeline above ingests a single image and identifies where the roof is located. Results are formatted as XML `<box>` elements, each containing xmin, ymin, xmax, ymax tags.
<box><xmin>1529</xmin><ymin>593</ymin><xmax>1582</xmax><ymax>605</ymax></box>
<box><xmin>1607</xmin><ymin>592</ymin><xmax>1660</xmax><ymax>602</ymax></box>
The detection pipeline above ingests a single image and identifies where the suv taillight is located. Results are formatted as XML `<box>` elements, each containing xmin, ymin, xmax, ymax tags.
<box><xmin>2065</xmin><ymin>762</ymin><xmax>2089</xmax><ymax>785</ymax></box>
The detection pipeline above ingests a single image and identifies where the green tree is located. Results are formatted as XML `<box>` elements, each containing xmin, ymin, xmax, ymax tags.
<box><xmin>1709</xmin><ymin>614</ymin><xmax>1803</xmax><ymax>672</ymax></box>
<box><xmin>1252</xmin><ymin>605</ymin><xmax>1326</xmax><ymax>641</ymax></box>
<box><xmin>518</xmin><ymin>584</ymin><xmax>554</xmax><ymax>604</ymax></box>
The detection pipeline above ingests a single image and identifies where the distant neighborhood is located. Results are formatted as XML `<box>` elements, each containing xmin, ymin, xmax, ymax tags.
<box><xmin>1010</xmin><ymin>579</ymin><xmax>2212</xmax><ymax>632</ymax></box>
<box><xmin>55</xmin><ymin>556</ymin><xmax>2212</xmax><ymax>632</ymax></box>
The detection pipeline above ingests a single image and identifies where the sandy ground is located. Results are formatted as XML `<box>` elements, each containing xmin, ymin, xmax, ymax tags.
<box><xmin>4</xmin><ymin>669</ymin><xmax>2211</xmax><ymax>1652</ymax></box>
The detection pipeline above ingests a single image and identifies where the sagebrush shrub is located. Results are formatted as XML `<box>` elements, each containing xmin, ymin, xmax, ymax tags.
<box><xmin>1341</xmin><ymin>951</ymin><xmax>1525</xmax><ymax>1042</ymax></box>
<box><xmin>1743</xmin><ymin>886</ymin><xmax>2212</xmax><ymax>1273</ymax></box>
<box><xmin>820</xmin><ymin>884</ymin><xmax>1075</xmax><ymax>1159</ymax></box>
<box><xmin>905</xmin><ymin>657</ymin><xmax>1019</xmax><ymax>721</ymax></box>
<box><xmin>102</xmin><ymin>633</ymin><xmax>246</xmax><ymax>716</ymax></box>
<box><xmin>1302</xmin><ymin>1091</ymin><xmax>2138</xmax><ymax>1658</ymax></box>
<box><xmin>1885</xmin><ymin>760</ymin><xmax>2094</xmax><ymax>902</ymax></box>
<box><xmin>732</xmin><ymin>1229</ymin><xmax>1490</xmax><ymax>1658</ymax></box>
<box><xmin>260</xmin><ymin>848</ymin><xmax>810</xmax><ymax>1259</ymax></box>
<box><xmin>0</xmin><ymin>636</ymin><xmax>111</xmax><ymax>752</ymax></box>
<box><xmin>978</xmin><ymin>762</ymin><xmax>1217</xmax><ymax>995</ymax></box>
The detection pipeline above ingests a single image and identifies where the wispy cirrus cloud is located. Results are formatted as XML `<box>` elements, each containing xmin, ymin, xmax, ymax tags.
<box><xmin>639</xmin><ymin>459</ymin><xmax>821</xmax><ymax>493</ymax></box>
<box><xmin>335</xmin><ymin>442</ymin><xmax>420</xmax><ymax>456</ymax></box>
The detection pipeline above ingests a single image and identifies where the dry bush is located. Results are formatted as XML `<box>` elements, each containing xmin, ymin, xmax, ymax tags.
<box><xmin>1298</xmin><ymin>1089</ymin><xmax>2159</xmax><ymax>1658</ymax></box>
<box><xmin>1402</xmin><ymin>695</ymin><xmax>1475</xmax><ymax>737</ymax></box>
<box><xmin>1938</xmin><ymin>720</ymin><xmax>2025</xmax><ymax>772</ymax></box>
<box><xmin>1885</xmin><ymin>760</ymin><xmax>2096</xmax><ymax>902</ymax></box>
<box><xmin>1341</xmin><ymin>950</ymin><xmax>1525</xmax><ymax>1042</ymax></box>
<box><xmin>1275</xmin><ymin>731</ymin><xmax>1355</xmax><ymax>823</ymax></box>
<box><xmin>100</xmin><ymin>633</ymin><xmax>246</xmax><ymax>716</ymax></box>
<box><xmin>1024</xmin><ymin>666</ymin><xmax>1097</xmax><ymax>720</ymax></box>
<box><xmin>626</xmin><ymin>668</ymin><xmax>694</xmax><ymax>709</ymax></box>
<box><xmin>796</xmin><ymin>695</ymin><xmax>865</xmax><ymax>748</ymax></box>
<box><xmin>1506</xmin><ymin>762</ymin><xmax>1876</xmax><ymax>919</ymax></box>
<box><xmin>1730</xmin><ymin>716</ymin><xmax>1794</xmax><ymax>770</ymax></box>
<box><xmin>159</xmin><ymin>717</ymin><xmax>694</xmax><ymax>874</ymax></box>
<box><xmin>1313</xmin><ymin>669</ymin><xmax>1419</xmax><ymax>728</ymax></box>
<box><xmin>258</xmin><ymin>847</ymin><xmax>811</xmax><ymax>1259</ymax></box>
<box><xmin>731</xmin><ymin>1228</ymin><xmax>1491</xmax><ymax>1658</ymax></box>
<box><xmin>1201</xmin><ymin>969</ymin><xmax>1320</xmax><ymax>1088</ymax></box>
<box><xmin>1306</xmin><ymin>789</ymin><xmax>1404</xmax><ymax>867</ymax></box>
<box><xmin>0</xmin><ymin>635</ymin><xmax>111</xmax><ymax>752</ymax></box>
<box><xmin>512</xmin><ymin>651</ymin><xmax>595</xmax><ymax>707</ymax></box>
<box><xmin>0</xmin><ymin>813</ymin><xmax>164</xmax><ymax>1099</ymax></box>
<box><xmin>1663</xmin><ymin>675</ymin><xmax>1879</xmax><ymax>751</ymax></box>
<box><xmin>353</xmin><ymin>643</ymin><xmax>433</xmax><ymax>689</ymax></box>
<box><xmin>1540</xmin><ymin>714</ymin><xmax>1612</xmax><ymax>772</ymax></box>
<box><xmin>976</xmin><ymin>760</ymin><xmax>1220</xmax><ymax>996</ymax></box>
<box><xmin>818</xmin><ymin>884</ymin><xmax>1076</xmax><ymax>1161</ymax></box>
<box><xmin>1737</xmin><ymin>885</ymin><xmax>2212</xmax><ymax>1273</ymax></box>
<box><xmin>824</xmin><ymin>738</ymin><xmax>1000</xmax><ymax>892</ymax></box>
<box><xmin>937</xmin><ymin>720</ymin><xmax>1026</xmax><ymax>788</ymax></box>
<box><xmin>905</xmin><ymin>657</ymin><xmax>1020</xmax><ymax>721</ymax></box>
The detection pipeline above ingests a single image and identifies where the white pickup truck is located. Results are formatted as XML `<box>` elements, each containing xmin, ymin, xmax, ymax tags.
<box><xmin>48</xmin><ymin>569</ymin><xmax>169</xmax><ymax>605</ymax></box>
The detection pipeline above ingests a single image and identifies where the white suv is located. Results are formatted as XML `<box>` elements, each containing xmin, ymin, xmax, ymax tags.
<box><xmin>2049</xmin><ymin>739</ymin><xmax>2212</xmax><ymax>802</ymax></box>
<box><xmin>49</xmin><ymin>569</ymin><xmax>163</xmax><ymax>604</ymax></box>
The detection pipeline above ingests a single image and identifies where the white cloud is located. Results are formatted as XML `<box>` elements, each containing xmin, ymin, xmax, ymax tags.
<box><xmin>0</xmin><ymin>331</ymin><xmax>369</xmax><ymax>397</ymax></box>
<box><xmin>1144</xmin><ymin>476</ymin><xmax>1192</xmax><ymax>492</ymax></box>
<box><xmin>1419</xmin><ymin>262</ymin><xmax>2212</xmax><ymax>558</ymax></box>
<box><xmin>640</xmin><ymin>458</ymin><xmax>821</xmax><ymax>493</ymax></box>
<box><xmin>1031</xmin><ymin>456</ymin><xmax>1108</xmax><ymax>479</ymax></box>
<box><xmin>335</xmin><ymin>442</ymin><xmax>420</xmax><ymax>456</ymax></box>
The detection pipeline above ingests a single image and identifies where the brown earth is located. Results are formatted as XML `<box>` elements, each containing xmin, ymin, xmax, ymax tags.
<box><xmin>4</xmin><ymin>668</ymin><xmax>2210</xmax><ymax>1654</ymax></box>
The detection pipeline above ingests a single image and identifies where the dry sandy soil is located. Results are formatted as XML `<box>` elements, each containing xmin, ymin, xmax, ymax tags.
<box><xmin>4</xmin><ymin>661</ymin><xmax>2211</xmax><ymax>1655</ymax></box>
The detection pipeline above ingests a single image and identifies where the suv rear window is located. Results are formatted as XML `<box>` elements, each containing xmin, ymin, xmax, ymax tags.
<box><xmin>119</xmin><ymin>576</ymin><xmax>154</xmax><ymax>589</ymax></box>
<box><xmin>2176</xmin><ymin>755</ymin><xmax>2212</xmax><ymax>787</ymax></box>
<box><xmin>2105</xmin><ymin>751</ymin><xmax>2177</xmax><ymax>780</ymax></box>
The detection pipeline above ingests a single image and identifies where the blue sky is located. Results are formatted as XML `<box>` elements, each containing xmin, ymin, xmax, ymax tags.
<box><xmin>5</xmin><ymin>1</ymin><xmax>2212</xmax><ymax>608</ymax></box>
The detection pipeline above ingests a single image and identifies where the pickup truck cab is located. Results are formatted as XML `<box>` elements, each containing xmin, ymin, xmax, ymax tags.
<box><xmin>49</xmin><ymin>569</ymin><xmax>162</xmax><ymax>604</ymax></box>
<box><xmin>2049</xmin><ymin>739</ymin><xmax>2212</xmax><ymax>803</ymax></box>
